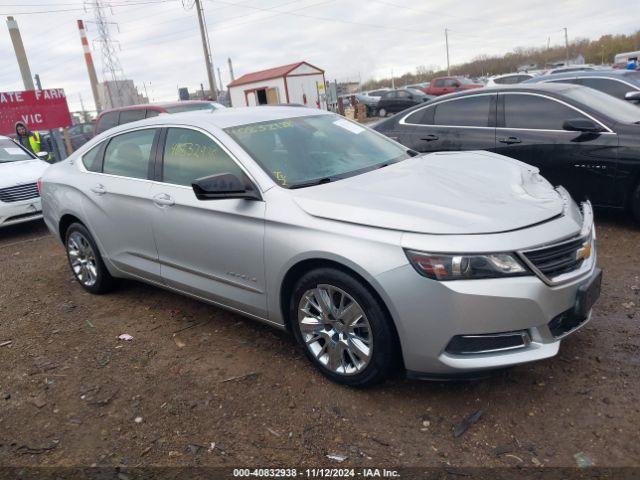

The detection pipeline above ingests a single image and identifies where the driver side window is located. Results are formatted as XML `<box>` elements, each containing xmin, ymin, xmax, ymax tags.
<box><xmin>162</xmin><ymin>128</ymin><xmax>244</xmax><ymax>187</ymax></box>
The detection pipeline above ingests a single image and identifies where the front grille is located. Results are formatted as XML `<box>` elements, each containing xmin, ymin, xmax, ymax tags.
<box><xmin>0</xmin><ymin>183</ymin><xmax>39</xmax><ymax>203</ymax></box>
<box><xmin>523</xmin><ymin>237</ymin><xmax>585</xmax><ymax>279</ymax></box>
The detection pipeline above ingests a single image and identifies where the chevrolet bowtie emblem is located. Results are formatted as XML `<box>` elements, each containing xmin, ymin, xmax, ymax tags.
<box><xmin>576</xmin><ymin>241</ymin><xmax>592</xmax><ymax>261</ymax></box>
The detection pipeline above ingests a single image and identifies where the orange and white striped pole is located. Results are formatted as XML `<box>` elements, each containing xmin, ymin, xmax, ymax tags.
<box><xmin>77</xmin><ymin>19</ymin><xmax>102</xmax><ymax>113</ymax></box>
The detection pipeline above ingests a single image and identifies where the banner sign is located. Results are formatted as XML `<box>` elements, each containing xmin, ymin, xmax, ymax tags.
<box><xmin>0</xmin><ymin>88</ymin><xmax>73</xmax><ymax>135</ymax></box>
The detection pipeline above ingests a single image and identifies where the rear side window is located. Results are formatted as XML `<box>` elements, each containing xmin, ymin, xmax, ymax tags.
<box><xmin>434</xmin><ymin>79</ymin><xmax>444</xmax><ymax>87</ymax></box>
<box><xmin>405</xmin><ymin>105</ymin><xmax>435</xmax><ymax>125</ymax></box>
<box><xmin>145</xmin><ymin>109</ymin><xmax>161</xmax><ymax>118</ymax></box>
<box><xmin>95</xmin><ymin>112</ymin><xmax>119</xmax><ymax>134</ymax></box>
<box><xmin>579</xmin><ymin>78</ymin><xmax>633</xmax><ymax>100</ymax></box>
<box><xmin>81</xmin><ymin>144</ymin><xmax>103</xmax><ymax>172</ymax></box>
<box><xmin>162</xmin><ymin>128</ymin><xmax>243</xmax><ymax>187</ymax></box>
<box><xmin>504</xmin><ymin>94</ymin><xmax>586</xmax><ymax>130</ymax></box>
<box><xmin>119</xmin><ymin>109</ymin><xmax>146</xmax><ymax>125</ymax></box>
<box><xmin>434</xmin><ymin>96</ymin><xmax>492</xmax><ymax>127</ymax></box>
<box><xmin>103</xmin><ymin>129</ymin><xmax>156</xmax><ymax>179</ymax></box>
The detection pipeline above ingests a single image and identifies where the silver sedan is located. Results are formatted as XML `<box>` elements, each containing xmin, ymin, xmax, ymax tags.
<box><xmin>40</xmin><ymin>107</ymin><xmax>601</xmax><ymax>387</ymax></box>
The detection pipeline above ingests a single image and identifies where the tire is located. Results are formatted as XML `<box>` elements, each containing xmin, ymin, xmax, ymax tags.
<box><xmin>64</xmin><ymin>222</ymin><xmax>116</xmax><ymax>294</ymax></box>
<box><xmin>631</xmin><ymin>182</ymin><xmax>640</xmax><ymax>224</ymax></box>
<box><xmin>289</xmin><ymin>267</ymin><xmax>398</xmax><ymax>387</ymax></box>
<box><xmin>378</xmin><ymin>108</ymin><xmax>387</xmax><ymax>117</ymax></box>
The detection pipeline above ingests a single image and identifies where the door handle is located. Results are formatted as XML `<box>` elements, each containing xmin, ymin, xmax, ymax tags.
<box><xmin>90</xmin><ymin>184</ymin><xmax>106</xmax><ymax>195</ymax></box>
<box><xmin>420</xmin><ymin>134</ymin><xmax>439</xmax><ymax>142</ymax></box>
<box><xmin>153</xmin><ymin>193</ymin><xmax>175</xmax><ymax>207</ymax></box>
<box><xmin>498</xmin><ymin>136</ymin><xmax>522</xmax><ymax>145</ymax></box>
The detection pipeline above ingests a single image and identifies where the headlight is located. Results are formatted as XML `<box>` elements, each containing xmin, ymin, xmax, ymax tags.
<box><xmin>405</xmin><ymin>250</ymin><xmax>530</xmax><ymax>281</ymax></box>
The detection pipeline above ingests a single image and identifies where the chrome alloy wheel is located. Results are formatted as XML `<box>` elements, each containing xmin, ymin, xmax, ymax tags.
<box><xmin>298</xmin><ymin>284</ymin><xmax>373</xmax><ymax>376</ymax></box>
<box><xmin>67</xmin><ymin>232</ymin><xmax>98</xmax><ymax>287</ymax></box>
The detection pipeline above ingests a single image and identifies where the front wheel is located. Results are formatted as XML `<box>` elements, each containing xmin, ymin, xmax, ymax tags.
<box><xmin>290</xmin><ymin>268</ymin><xmax>398</xmax><ymax>387</ymax></box>
<box><xmin>65</xmin><ymin>222</ymin><xmax>116</xmax><ymax>294</ymax></box>
<box><xmin>378</xmin><ymin>108</ymin><xmax>387</xmax><ymax>117</ymax></box>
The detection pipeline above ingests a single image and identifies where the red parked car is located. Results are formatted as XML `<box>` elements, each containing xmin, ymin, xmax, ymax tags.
<box><xmin>425</xmin><ymin>76</ymin><xmax>483</xmax><ymax>96</ymax></box>
<box><xmin>93</xmin><ymin>101</ymin><xmax>225</xmax><ymax>136</ymax></box>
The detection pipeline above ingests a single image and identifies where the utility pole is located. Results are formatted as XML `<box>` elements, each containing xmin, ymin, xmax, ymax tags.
<box><xmin>195</xmin><ymin>0</ymin><xmax>217</xmax><ymax>100</ymax></box>
<box><xmin>77</xmin><ymin>19</ymin><xmax>103</xmax><ymax>112</ymax></box>
<box><xmin>6</xmin><ymin>16</ymin><xmax>34</xmax><ymax>90</ymax></box>
<box><xmin>217</xmin><ymin>67</ymin><xmax>223</xmax><ymax>93</ymax></box>
<box><xmin>563</xmin><ymin>27</ymin><xmax>569</xmax><ymax>64</ymax></box>
<box><xmin>445</xmin><ymin>28</ymin><xmax>451</xmax><ymax>75</ymax></box>
<box><xmin>227</xmin><ymin>57</ymin><xmax>235</xmax><ymax>81</ymax></box>
<box><xmin>34</xmin><ymin>74</ymin><xmax>42</xmax><ymax>90</ymax></box>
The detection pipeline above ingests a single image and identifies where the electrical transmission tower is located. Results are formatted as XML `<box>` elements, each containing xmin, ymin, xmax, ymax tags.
<box><xmin>85</xmin><ymin>0</ymin><xmax>125</xmax><ymax>108</ymax></box>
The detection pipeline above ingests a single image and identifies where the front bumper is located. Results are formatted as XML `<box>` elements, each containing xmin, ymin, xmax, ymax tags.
<box><xmin>0</xmin><ymin>198</ymin><xmax>43</xmax><ymax>228</ymax></box>
<box><xmin>376</xmin><ymin>202</ymin><xmax>600</xmax><ymax>376</ymax></box>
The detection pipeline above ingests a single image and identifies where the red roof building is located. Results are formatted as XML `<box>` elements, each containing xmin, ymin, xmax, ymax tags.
<box><xmin>227</xmin><ymin>61</ymin><xmax>326</xmax><ymax>108</ymax></box>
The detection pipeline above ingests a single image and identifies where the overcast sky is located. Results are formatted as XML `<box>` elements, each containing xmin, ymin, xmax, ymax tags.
<box><xmin>0</xmin><ymin>0</ymin><xmax>637</xmax><ymax>112</ymax></box>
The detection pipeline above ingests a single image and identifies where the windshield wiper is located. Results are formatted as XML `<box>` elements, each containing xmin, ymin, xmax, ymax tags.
<box><xmin>288</xmin><ymin>177</ymin><xmax>333</xmax><ymax>189</ymax></box>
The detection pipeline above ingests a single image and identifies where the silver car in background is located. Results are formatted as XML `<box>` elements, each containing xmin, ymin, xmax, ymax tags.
<box><xmin>40</xmin><ymin>107</ymin><xmax>602</xmax><ymax>387</ymax></box>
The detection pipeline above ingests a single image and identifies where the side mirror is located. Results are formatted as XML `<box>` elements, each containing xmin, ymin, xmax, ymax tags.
<box><xmin>36</xmin><ymin>151</ymin><xmax>49</xmax><ymax>160</ymax></box>
<box><xmin>192</xmin><ymin>172</ymin><xmax>261</xmax><ymax>201</ymax></box>
<box><xmin>624</xmin><ymin>91</ymin><xmax>640</xmax><ymax>102</ymax></box>
<box><xmin>562</xmin><ymin>118</ymin><xmax>603</xmax><ymax>133</ymax></box>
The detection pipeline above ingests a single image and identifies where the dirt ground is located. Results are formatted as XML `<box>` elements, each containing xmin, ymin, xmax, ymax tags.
<box><xmin>0</xmin><ymin>212</ymin><xmax>638</xmax><ymax>470</ymax></box>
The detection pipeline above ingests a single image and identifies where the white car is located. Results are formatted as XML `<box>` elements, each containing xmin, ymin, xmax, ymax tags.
<box><xmin>485</xmin><ymin>73</ymin><xmax>535</xmax><ymax>86</ymax></box>
<box><xmin>0</xmin><ymin>136</ymin><xmax>50</xmax><ymax>228</ymax></box>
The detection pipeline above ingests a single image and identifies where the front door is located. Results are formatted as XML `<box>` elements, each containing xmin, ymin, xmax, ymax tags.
<box><xmin>150</xmin><ymin>127</ymin><xmax>267</xmax><ymax>318</ymax></box>
<box><xmin>79</xmin><ymin>128</ymin><xmax>161</xmax><ymax>281</ymax></box>
<box><xmin>495</xmin><ymin>92</ymin><xmax>618</xmax><ymax>205</ymax></box>
<box><xmin>395</xmin><ymin>94</ymin><xmax>497</xmax><ymax>154</ymax></box>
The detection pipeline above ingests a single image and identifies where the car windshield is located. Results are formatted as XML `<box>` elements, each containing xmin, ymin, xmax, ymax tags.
<box><xmin>564</xmin><ymin>86</ymin><xmax>640</xmax><ymax>124</ymax></box>
<box><xmin>0</xmin><ymin>139</ymin><xmax>34</xmax><ymax>163</ymax></box>
<box><xmin>165</xmin><ymin>103</ymin><xmax>221</xmax><ymax>114</ymax></box>
<box><xmin>225</xmin><ymin>114</ymin><xmax>410</xmax><ymax>188</ymax></box>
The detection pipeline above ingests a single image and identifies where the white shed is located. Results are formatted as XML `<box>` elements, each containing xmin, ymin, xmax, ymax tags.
<box><xmin>227</xmin><ymin>61</ymin><xmax>326</xmax><ymax>108</ymax></box>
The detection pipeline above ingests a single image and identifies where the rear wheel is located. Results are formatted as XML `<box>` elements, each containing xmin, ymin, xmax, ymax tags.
<box><xmin>65</xmin><ymin>223</ymin><xmax>116</xmax><ymax>294</ymax></box>
<box><xmin>290</xmin><ymin>268</ymin><xmax>397</xmax><ymax>387</ymax></box>
<box><xmin>378</xmin><ymin>108</ymin><xmax>387</xmax><ymax>117</ymax></box>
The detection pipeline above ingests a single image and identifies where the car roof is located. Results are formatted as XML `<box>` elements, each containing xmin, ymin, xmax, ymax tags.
<box><xmin>529</xmin><ymin>69</ymin><xmax>640</xmax><ymax>82</ymax></box>
<box><xmin>92</xmin><ymin>106</ymin><xmax>332</xmax><ymax>137</ymax></box>
<box><xmin>425</xmin><ymin>82</ymin><xmax>578</xmax><ymax>101</ymax></box>
<box><xmin>99</xmin><ymin>100</ymin><xmax>215</xmax><ymax>115</ymax></box>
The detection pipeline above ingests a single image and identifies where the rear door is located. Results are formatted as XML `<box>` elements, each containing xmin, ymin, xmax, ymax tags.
<box><xmin>495</xmin><ymin>92</ymin><xmax>618</xmax><ymax>205</ymax></box>
<box><xmin>79</xmin><ymin>127</ymin><xmax>161</xmax><ymax>280</ymax></box>
<box><xmin>395</xmin><ymin>93</ymin><xmax>497</xmax><ymax>153</ymax></box>
<box><xmin>149</xmin><ymin>127</ymin><xmax>267</xmax><ymax>318</ymax></box>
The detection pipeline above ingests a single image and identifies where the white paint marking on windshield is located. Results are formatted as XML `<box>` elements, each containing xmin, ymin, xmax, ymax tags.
<box><xmin>3</xmin><ymin>147</ymin><xmax>25</xmax><ymax>155</ymax></box>
<box><xmin>333</xmin><ymin>119</ymin><xmax>365</xmax><ymax>134</ymax></box>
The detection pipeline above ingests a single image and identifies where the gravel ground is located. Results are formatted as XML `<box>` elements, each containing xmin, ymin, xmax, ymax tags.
<box><xmin>0</xmin><ymin>213</ymin><xmax>638</xmax><ymax>469</ymax></box>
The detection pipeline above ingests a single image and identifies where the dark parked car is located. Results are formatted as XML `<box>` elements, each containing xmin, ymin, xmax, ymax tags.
<box><xmin>374</xmin><ymin>83</ymin><xmax>640</xmax><ymax>221</ymax></box>
<box><xmin>523</xmin><ymin>69</ymin><xmax>640</xmax><ymax>103</ymax></box>
<box><xmin>377</xmin><ymin>88</ymin><xmax>432</xmax><ymax>117</ymax></box>
<box><xmin>67</xmin><ymin>123</ymin><xmax>95</xmax><ymax>150</ymax></box>
<box><xmin>94</xmin><ymin>101</ymin><xmax>225</xmax><ymax>136</ymax></box>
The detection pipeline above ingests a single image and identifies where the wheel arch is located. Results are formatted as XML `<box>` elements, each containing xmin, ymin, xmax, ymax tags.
<box><xmin>58</xmin><ymin>213</ymin><xmax>85</xmax><ymax>243</ymax></box>
<box><xmin>278</xmin><ymin>256</ymin><xmax>404</xmax><ymax>367</ymax></box>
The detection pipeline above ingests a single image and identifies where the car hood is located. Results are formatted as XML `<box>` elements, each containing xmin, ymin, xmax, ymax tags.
<box><xmin>291</xmin><ymin>151</ymin><xmax>565</xmax><ymax>235</ymax></box>
<box><xmin>0</xmin><ymin>159</ymin><xmax>50</xmax><ymax>189</ymax></box>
